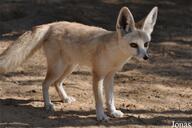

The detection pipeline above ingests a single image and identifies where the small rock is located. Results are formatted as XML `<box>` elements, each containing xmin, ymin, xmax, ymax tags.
<box><xmin>32</xmin><ymin>90</ymin><xmax>37</xmax><ymax>93</ymax></box>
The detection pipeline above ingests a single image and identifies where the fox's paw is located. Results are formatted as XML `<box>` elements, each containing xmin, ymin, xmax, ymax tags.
<box><xmin>96</xmin><ymin>112</ymin><xmax>109</xmax><ymax>122</ymax></box>
<box><xmin>63</xmin><ymin>96</ymin><xmax>76</xmax><ymax>103</ymax></box>
<box><xmin>110</xmin><ymin>110</ymin><xmax>124</xmax><ymax>118</ymax></box>
<box><xmin>45</xmin><ymin>103</ymin><xmax>55</xmax><ymax>112</ymax></box>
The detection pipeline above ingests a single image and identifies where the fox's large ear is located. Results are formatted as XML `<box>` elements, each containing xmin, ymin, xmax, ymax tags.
<box><xmin>116</xmin><ymin>7</ymin><xmax>135</xmax><ymax>37</ymax></box>
<box><xmin>142</xmin><ymin>7</ymin><xmax>158</xmax><ymax>35</ymax></box>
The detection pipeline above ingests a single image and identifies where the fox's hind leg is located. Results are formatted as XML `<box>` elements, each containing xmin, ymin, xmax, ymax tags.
<box><xmin>42</xmin><ymin>59</ymin><xmax>65</xmax><ymax>112</ymax></box>
<box><xmin>55</xmin><ymin>64</ymin><xmax>77</xmax><ymax>103</ymax></box>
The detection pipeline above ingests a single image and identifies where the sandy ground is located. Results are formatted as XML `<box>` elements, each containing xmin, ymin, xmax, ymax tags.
<box><xmin>0</xmin><ymin>0</ymin><xmax>192</xmax><ymax>127</ymax></box>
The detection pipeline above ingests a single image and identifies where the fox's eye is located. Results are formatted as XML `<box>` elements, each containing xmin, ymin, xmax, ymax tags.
<box><xmin>130</xmin><ymin>43</ymin><xmax>138</xmax><ymax>48</ymax></box>
<box><xmin>144</xmin><ymin>42</ymin><xmax>149</xmax><ymax>47</ymax></box>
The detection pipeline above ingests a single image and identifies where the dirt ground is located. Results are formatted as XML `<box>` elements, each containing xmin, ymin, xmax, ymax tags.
<box><xmin>0</xmin><ymin>0</ymin><xmax>192</xmax><ymax>128</ymax></box>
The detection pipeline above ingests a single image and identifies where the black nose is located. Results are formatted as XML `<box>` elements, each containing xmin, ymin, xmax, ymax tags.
<box><xmin>143</xmin><ymin>55</ymin><xmax>149</xmax><ymax>60</ymax></box>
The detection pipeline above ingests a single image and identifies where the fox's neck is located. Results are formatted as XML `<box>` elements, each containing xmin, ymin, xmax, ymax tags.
<box><xmin>112</xmin><ymin>31</ymin><xmax>133</xmax><ymax>55</ymax></box>
<box><xmin>103</xmin><ymin>31</ymin><xmax>133</xmax><ymax>62</ymax></box>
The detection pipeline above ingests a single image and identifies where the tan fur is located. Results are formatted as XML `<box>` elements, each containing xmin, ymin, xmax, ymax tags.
<box><xmin>0</xmin><ymin>25</ymin><xmax>50</xmax><ymax>72</ymax></box>
<box><xmin>0</xmin><ymin>6</ymin><xmax>158</xmax><ymax>121</ymax></box>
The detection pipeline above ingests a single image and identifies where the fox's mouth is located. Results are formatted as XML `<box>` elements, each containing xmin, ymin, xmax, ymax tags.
<box><xmin>143</xmin><ymin>54</ymin><xmax>149</xmax><ymax>60</ymax></box>
<box><xmin>136</xmin><ymin>48</ymin><xmax>149</xmax><ymax>60</ymax></box>
<box><xmin>134</xmin><ymin>53</ymin><xmax>149</xmax><ymax>61</ymax></box>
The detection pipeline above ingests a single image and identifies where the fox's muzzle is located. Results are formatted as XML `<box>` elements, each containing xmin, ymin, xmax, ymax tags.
<box><xmin>137</xmin><ymin>48</ymin><xmax>149</xmax><ymax>60</ymax></box>
<box><xmin>143</xmin><ymin>54</ymin><xmax>149</xmax><ymax>60</ymax></box>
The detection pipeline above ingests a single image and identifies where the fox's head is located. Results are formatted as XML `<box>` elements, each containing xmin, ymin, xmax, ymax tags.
<box><xmin>116</xmin><ymin>6</ymin><xmax>158</xmax><ymax>60</ymax></box>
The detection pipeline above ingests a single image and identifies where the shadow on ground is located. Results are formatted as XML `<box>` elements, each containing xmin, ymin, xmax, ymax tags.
<box><xmin>1</xmin><ymin>98</ymin><xmax>192</xmax><ymax>127</ymax></box>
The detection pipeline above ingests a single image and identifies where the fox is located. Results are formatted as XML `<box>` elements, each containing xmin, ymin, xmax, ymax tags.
<box><xmin>0</xmin><ymin>6</ymin><xmax>158</xmax><ymax>121</ymax></box>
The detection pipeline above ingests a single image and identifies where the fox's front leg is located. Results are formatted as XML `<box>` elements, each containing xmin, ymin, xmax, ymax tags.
<box><xmin>104</xmin><ymin>73</ymin><xmax>124</xmax><ymax>118</ymax></box>
<box><xmin>92</xmin><ymin>72</ymin><xmax>109</xmax><ymax>121</ymax></box>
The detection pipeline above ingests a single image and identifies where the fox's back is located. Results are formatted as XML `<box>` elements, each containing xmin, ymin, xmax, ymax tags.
<box><xmin>43</xmin><ymin>21</ymin><xmax>111</xmax><ymax>66</ymax></box>
<box><xmin>47</xmin><ymin>21</ymin><xmax>108</xmax><ymax>43</ymax></box>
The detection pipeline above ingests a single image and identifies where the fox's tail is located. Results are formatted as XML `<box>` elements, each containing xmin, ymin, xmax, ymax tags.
<box><xmin>0</xmin><ymin>25</ymin><xmax>50</xmax><ymax>72</ymax></box>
